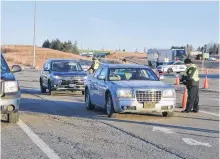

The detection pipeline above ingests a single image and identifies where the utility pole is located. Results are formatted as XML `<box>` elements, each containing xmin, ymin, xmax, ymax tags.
<box><xmin>33</xmin><ymin>0</ymin><xmax>36</xmax><ymax>68</ymax></box>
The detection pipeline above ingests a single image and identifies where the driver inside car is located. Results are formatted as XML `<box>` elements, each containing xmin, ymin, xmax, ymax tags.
<box><xmin>130</xmin><ymin>70</ymin><xmax>144</xmax><ymax>80</ymax></box>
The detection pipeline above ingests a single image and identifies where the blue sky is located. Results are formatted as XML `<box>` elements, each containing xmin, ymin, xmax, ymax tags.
<box><xmin>1</xmin><ymin>1</ymin><xmax>219</xmax><ymax>51</ymax></box>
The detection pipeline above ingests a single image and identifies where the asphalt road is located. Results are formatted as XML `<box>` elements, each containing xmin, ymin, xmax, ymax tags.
<box><xmin>1</xmin><ymin>69</ymin><xmax>219</xmax><ymax>159</ymax></box>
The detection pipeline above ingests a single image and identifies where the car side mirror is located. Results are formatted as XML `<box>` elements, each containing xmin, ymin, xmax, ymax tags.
<box><xmin>43</xmin><ymin>68</ymin><xmax>50</xmax><ymax>74</ymax></box>
<box><xmin>83</xmin><ymin>68</ymin><xmax>88</xmax><ymax>71</ymax></box>
<box><xmin>97</xmin><ymin>75</ymin><xmax>105</xmax><ymax>80</ymax></box>
<box><xmin>11</xmin><ymin>65</ymin><xmax>22</xmax><ymax>73</ymax></box>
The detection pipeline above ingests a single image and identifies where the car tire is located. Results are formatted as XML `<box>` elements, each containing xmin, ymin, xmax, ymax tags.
<box><xmin>162</xmin><ymin>112</ymin><xmax>174</xmax><ymax>117</ymax></box>
<box><xmin>85</xmin><ymin>89</ymin><xmax>95</xmax><ymax>110</ymax></box>
<box><xmin>40</xmin><ymin>79</ymin><xmax>46</xmax><ymax>93</ymax></box>
<box><xmin>47</xmin><ymin>80</ymin><xmax>54</xmax><ymax>95</ymax></box>
<box><xmin>167</xmin><ymin>68</ymin><xmax>173</xmax><ymax>74</ymax></box>
<box><xmin>8</xmin><ymin>112</ymin><xmax>19</xmax><ymax>123</ymax></box>
<box><xmin>105</xmin><ymin>93</ymin><xmax>117</xmax><ymax>118</ymax></box>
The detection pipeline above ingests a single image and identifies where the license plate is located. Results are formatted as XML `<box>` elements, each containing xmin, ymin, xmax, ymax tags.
<box><xmin>69</xmin><ymin>84</ymin><xmax>76</xmax><ymax>88</ymax></box>
<box><xmin>143</xmin><ymin>102</ymin><xmax>155</xmax><ymax>109</ymax></box>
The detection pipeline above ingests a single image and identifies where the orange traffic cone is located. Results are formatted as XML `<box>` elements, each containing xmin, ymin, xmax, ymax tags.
<box><xmin>203</xmin><ymin>69</ymin><xmax>208</xmax><ymax>89</ymax></box>
<box><xmin>204</xmin><ymin>76</ymin><xmax>208</xmax><ymax>89</ymax></box>
<box><xmin>182</xmin><ymin>87</ymin><xmax>188</xmax><ymax>109</ymax></box>
<box><xmin>175</xmin><ymin>75</ymin><xmax>180</xmax><ymax>85</ymax></box>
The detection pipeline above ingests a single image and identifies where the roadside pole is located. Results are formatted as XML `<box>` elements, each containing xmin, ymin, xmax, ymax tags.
<box><xmin>202</xmin><ymin>50</ymin><xmax>204</xmax><ymax>74</ymax></box>
<box><xmin>33</xmin><ymin>0</ymin><xmax>36</xmax><ymax>68</ymax></box>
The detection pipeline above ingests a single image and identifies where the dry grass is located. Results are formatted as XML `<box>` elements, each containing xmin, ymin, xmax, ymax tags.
<box><xmin>2</xmin><ymin>45</ymin><xmax>148</xmax><ymax>69</ymax></box>
<box><xmin>2</xmin><ymin>45</ymin><xmax>90</xmax><ymax>69</ymax></box>
<box><xmin>107</xmin><ymin>51</ymin><xmax>147</xmax><ymax>60</ymax></box>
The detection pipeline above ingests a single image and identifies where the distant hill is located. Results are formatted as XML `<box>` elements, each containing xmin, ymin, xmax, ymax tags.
<box><xmin>1</xmin><ymin>45</ymin><xmax>90</xmax><ymax>69</ymax></box>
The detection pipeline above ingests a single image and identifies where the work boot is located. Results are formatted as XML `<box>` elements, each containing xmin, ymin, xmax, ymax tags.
<box><xmin>191</xmin><ymin>110</ymin><xmax>199</xmax><ymax>113</ymax></box>
<box><xmin>181</xmin><ymin>110</ymin><xmax>190</xmax><ymax>113</ymax></box>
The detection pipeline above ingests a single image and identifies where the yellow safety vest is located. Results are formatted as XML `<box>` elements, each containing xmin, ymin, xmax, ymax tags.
<box><xmin>93</xmin><ymin>60</ymin><xmax>99</xmax><ymax>69</ymax></box>
<box><xmin>185</xmin><ymin>64</ymin><xmax>199</xmax><ymax>81</ymax></box>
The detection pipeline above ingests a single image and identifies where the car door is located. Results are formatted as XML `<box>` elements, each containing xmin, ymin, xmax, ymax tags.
<box><xmin>174</xmin><ymin>62</ymin><xmax>184</xmax><ymax>72</ymax></box>
<box><xmin>89</xmin><ymin>67</ymin><xmax>102</xmax><ymax>104</ymax></box>
<box><xmin>95</xmin><ymin>67</ymin><xmax>108</xmax><ymax>107</ymax></box>
<box><xmin>178</xmin><ymin>62</ymin><xmax>187</xmax><ymax>72</ymax></box>
<box><xmin>171</xmin><ymin>62</ymin><xmax>177</xmax><ymax>72</ymax></box>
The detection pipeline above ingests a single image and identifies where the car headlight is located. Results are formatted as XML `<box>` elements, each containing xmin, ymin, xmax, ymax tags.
<box><xmin>163</xmin><ymin>89</ymin><xmax>175</xmax><ymax>97</ymax></box>
<box><xmin>53</xmin><ymin>75</ymin><xmax>62</xmax><ymax>79</ymax></box>
<box><xmin>116</xmin><ymin>89</ymin><xmax>132</xmax><ymax>98</ymax></box>
<box><xmin>4</xmin><ymin>81</ymin><xmax>19</xmax><ymax>93</ymax></box>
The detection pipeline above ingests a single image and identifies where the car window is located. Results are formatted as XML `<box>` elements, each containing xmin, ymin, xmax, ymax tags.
<box><xmin>175</xmin><ymin>62</ymin><xmax>184</xmax><ymax>65</ymax></box>
<box><xmin>44</xmin><ymin>62</ymin><xmax>50</xmax><ymax>70</ymax></box>
<box><xmin>93</xmin><ymin>67</ymin><xmax>102</xmax><ymax>78</ymax></box>
<box><xmin>99</xmin><ymin>67</ymin><xmax>108</xmax><ymax>78</ymax></box>
<box><xmin>1</xmin><ymin>54</ymin><xmax>10</xmax><ymax>73</ymax></box>
<box><xmin>109</xmin><ymin>68</ymin><xmax>159</xmax><ymax>81</ymax></box>
<box><xmin>167</xmin><ymin>62</ymin><xmax>175</xmax><ymax>65</ymax></box>
<box><xmin>51</xmin><ymin>61</ymin><xmax>82</xmax><ymax>72</ymax></box>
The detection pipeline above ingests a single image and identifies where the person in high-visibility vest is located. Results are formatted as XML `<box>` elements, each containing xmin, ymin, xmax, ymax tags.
<box><xmin>122</xmin><ymin>59</ymin><xmax>127</xmax><ymax>64</ymax></box>
<box><xmin>181</xmin><ymin>58</ymin><xmax>200</xmax><ymax>113</ymax></box>
<box><xmin>89</xmin><ymin>57</ymin><xmax>100</xmax><ymax>73</ymax></box>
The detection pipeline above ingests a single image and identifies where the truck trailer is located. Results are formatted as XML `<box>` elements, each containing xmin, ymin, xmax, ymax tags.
<box><xmin>147</xmin><ymin>49</ymin><xmax>187</xmax><ymax>68</ymax></box>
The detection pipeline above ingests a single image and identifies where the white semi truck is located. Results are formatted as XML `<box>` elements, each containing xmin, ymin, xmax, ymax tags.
<box><xmin>147</xmin><ymin>49</ymin><xmax>187</xmax><ymax>68</ymax></box>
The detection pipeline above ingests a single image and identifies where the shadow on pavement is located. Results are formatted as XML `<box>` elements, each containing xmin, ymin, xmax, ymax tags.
<box><xmin>20</xmin><ymin>95</ymin><xmax>219</xmax><ymax>136</ymax></box>
<box><xmin>174</xmin><ymin>116</ymin><xmax>219</xmax><ymax>122</ymax></box>
<box><xmin>94</xmin><ymin>116</ymin><xmax>219</xmax><ymax>134</ymax></box>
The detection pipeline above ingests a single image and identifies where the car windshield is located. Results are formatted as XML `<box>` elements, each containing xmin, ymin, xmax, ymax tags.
<box><xmin>167</xmin><ymin>62</ymin><xmax>175</xmax><ymax>65</ymax></box>
<box><xmin>109</xmin><ymin>68</ymin><xmax>159</xmax><ymax>81</ymax></box>
<box><xmin>51</xmin><ymin>61</ymin><xmax>82</xmax><ymax>72</ymax></box>
<box><xmin>1</xmin><ymin>54</ymin><xmax>10</xmax><ymax>73</ymax></box>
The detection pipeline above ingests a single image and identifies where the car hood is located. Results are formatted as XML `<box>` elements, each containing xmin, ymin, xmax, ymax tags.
<box><xmin>111</xmin><ymin>80</ymin><xmax>172</xmax><ymax>89</ymax></box>
<box><xmin>52</xmin><ymin>71</ymin><xmax>87</xmax><ymax>77</ymax></box>
<box><xmin>1</xmin><ymin>72</ymin><xmax>16</xmax><ymax>81</ymax></box>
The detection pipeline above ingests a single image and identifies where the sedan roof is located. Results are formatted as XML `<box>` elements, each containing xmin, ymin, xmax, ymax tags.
<box><xmin>103</xmin><ymin>63</ymin><xmax>151</xmax><ymax>69</ymax></box>
<box><xmin>46</xmin><ymin>58</ymin><xmax>78</xmax><ymax>63</ymax></box>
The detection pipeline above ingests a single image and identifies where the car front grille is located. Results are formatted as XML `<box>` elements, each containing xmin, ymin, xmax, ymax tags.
<box><xmin>135</xmin><ymin>90</ymin><xmax>162</xmax><ymax>103</ymax></box>
<box><xmin>61</xmin><ymin>76</ymin><xmax>85</xmax><ymax>88</ymax></box>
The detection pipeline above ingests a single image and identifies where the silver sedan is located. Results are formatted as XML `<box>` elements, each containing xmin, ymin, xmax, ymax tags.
<box><xmin>85</xmin><ymin>64</ymin><xmax>176</xmax><ymax>117</ymax></box>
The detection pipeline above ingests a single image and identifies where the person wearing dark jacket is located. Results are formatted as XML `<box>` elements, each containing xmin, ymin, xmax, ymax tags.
<box><xmin>181</xmin><ymin>58</ymin><xmax>200</xmax><ymax>113</ymax></box>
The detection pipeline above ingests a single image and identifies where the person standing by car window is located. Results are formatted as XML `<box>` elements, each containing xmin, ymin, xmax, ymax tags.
<box><xmin>181</xmin><ymin>58</ymin><xmax>200</xmax><ymax>113</ymax></box>
<box><xmin>122</xmin><ymin>59</ymin><xmax>127</xmax><ymax>64</ymax></box>
<box><xmin>89</xmin><ymin>57</ymin><xmax>100</xmax><ymax>73</ymax></box>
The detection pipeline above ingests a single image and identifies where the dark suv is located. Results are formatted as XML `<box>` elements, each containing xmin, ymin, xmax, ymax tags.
<box><xmin>40</xmin><ymin>59</ymin><xmax>87</xmax><ymax>95</ymax></box>
<box><xmin>1</xmin><ymin>53</ymin><xmax>22</xmax><ymax>123</ymax></box>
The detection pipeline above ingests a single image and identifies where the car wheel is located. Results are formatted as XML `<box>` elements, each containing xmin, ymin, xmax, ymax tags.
<box><xmin>47</xmin><ymin>80</ymin><xmax>54</xmax><ymax>95</ymax></box>
<box><xmin>85</xmin><ymin>89</ymin><xmax>95</xmax><ymax>110</ymax></box>
<box><xmin>105</xmin><ymin>93</ymin><xmax>116</xmax><ymax>118</ymax></box>
<box><xmin>8</xmin><ymin>112</ymin><xmax>19</xmax><ymax>123</ymax></box>
<box><xmin>162</xmin><ymin>112</ymin><xmax>174</xmax><ymax>117</ymax></box>
<box><xmin>167</xmin><ymin>68</ymin><xmax>173</xmax><ymax>74</ymax></box>
<box><xmin>40</xmin><ymin>79</ymin><xmax>46</xmax><ymax>93</ymax></box>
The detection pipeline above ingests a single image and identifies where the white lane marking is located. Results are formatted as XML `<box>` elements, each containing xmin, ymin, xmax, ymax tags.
<box><xmin>152</xmin><ymin>126</ymin><xmax>174</xmax><ymax>134</ymax></box>
<box><xmin>17</xmin><ymin>120</ymin><xmax>61</xmax><ymax>159</ymax></box>
<box><xmin>199</xmin><ymin>110</ymin><xmax>220</xmax><ymax>117</ymax></box>
<box><xmin>182</xmin><ymin>138</ymin><xmax>211</xmax><ymax>147</ymax></box>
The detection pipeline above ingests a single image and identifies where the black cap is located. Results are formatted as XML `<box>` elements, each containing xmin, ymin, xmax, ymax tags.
<box><xmin>184</xmin><ymin>58</ymin><xmax>192</xmax><ymax>64</ymax></box>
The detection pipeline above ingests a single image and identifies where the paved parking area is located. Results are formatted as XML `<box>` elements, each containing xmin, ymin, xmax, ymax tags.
<box><xmin>1</xmin><ymin>69</ymin><xmax>219</xmax><ymax>159</ymax></box>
